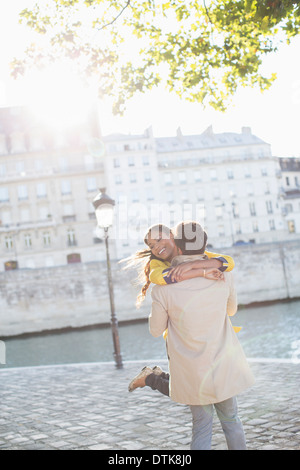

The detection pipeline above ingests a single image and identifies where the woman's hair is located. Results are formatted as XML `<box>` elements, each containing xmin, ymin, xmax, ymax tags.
<box><xmin>120</xmin><ymin>224</ymin><xmax>171</xmax><ymax>307</ymax></box>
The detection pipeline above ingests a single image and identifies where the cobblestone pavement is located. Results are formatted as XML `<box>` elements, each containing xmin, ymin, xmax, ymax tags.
<box><xmin>0</xmin><ymin>359</ymin><xmax>299</xmax><ymax>451</ymax></box>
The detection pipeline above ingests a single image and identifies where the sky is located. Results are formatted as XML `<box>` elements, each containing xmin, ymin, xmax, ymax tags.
<box><xmin>0</xmin><ymin>1</ymin><xmax>300</xmax><ymax>158</ymax></box>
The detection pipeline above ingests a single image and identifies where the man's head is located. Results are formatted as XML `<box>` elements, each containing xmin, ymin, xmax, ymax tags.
<box><xmin>173</xmin><ymin>221</ymin><xmax>207</xmax><ymax>255</ymax></box>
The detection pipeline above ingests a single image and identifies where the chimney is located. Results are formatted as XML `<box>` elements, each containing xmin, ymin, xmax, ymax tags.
<box><xmin>242</xmin><ymin>126</ymin><xmax>251</xmax><ymax>135</ymax></box>
<box><xmin>176</xmin><ymin>127</ymin><xmax>183</xmax><ymax>139</ymax></box>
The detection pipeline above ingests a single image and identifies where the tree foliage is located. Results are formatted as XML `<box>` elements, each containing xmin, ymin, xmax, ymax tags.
<box><xmin>11</xmin><ymin>0</ymin><xmax>300</xmax><ymax>113</ymax></box>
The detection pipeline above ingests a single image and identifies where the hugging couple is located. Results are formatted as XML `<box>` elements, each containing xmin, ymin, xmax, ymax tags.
<box><xmin>125</xmin><ymin>220</ymin><xmax>254</xmax><ymax>450</ymax></box>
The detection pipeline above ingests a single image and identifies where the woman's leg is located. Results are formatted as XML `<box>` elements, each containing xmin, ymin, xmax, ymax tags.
<box><xmin>145</xmin><ymin>371</ymin><xmax>170</xmax><ymax>396</ymax></box>
<box><xmin>128</xmin><ymin>366</ymin><xmax>170</xmax><ymax>396</ymax></box>
<box><xmin>214</xmin><ymin>396</ymin><xmax>247</xmax><ymax>450</ymax></box>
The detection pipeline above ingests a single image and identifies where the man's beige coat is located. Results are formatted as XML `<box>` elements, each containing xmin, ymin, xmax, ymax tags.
<box><xmin>149</xmin><ymin>255</ymin><xmax>255</xmax><ymax>406</ymax></box>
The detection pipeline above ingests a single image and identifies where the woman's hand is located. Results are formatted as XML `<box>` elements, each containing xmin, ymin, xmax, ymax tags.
<box><xmin>204</xmin><ymin>268</ymin><xmax>225</xmax><ymax>281</ymax></box>
<box><xmin>167</xmin><ymin>264</ymin><xmax>224</xmax><ymax>282</ymax></box>
<box><xmin>167</xmin><ymin>262</ymin><xmax>195</xmax><ymax>282</ymax></box>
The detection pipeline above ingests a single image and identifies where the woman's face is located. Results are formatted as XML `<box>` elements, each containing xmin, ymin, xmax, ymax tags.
<box><xmin>146</xmin><ymin>229</ymin><xmax>177</xmax><ymax>261</ymax></box>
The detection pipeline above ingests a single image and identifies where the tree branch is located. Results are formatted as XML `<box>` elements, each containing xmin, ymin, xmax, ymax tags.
<box><xmin>97</xmin><ymin>0</ymin><xmax>131</xmax><ymax>31</ymax></box>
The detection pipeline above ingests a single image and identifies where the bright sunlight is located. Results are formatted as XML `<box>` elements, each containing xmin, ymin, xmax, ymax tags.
<box><xmin>24</xmin><ymin>61</ymin><xmax>96</xmax><ymax>131</ymax></box>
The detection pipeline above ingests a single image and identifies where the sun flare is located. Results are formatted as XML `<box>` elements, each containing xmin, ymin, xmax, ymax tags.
<box><xmin>25</xmin><ymin>61</ymin><xmax>96</xmax><ymax>130</ymax></box>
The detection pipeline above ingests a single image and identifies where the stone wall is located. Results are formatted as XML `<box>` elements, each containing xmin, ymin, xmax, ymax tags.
<box><xmin>1</xmin><ymin>240</ymin><xmax>299</xmax><ymax>337</ymax></box>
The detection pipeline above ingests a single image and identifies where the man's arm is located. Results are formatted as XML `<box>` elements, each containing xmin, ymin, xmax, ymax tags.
<box><xmin>149</xmin><ymin>287</ymin><xmax>168</xmax><ymax>338</ymax></box>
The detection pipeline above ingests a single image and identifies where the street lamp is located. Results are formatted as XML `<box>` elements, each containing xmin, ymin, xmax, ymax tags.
<box><xmin>93</xmin><ymin>188</ymin><xmax>123</xmax><ymax>369</ymax></box>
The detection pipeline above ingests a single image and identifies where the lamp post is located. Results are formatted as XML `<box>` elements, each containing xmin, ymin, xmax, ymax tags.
<box><xmin>93</xmin><ymin>188</ymin><xmax>123</xmax><ymax>369</ymax></box>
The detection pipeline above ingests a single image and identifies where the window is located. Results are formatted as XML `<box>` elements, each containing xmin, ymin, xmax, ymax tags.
<box><xmin>0</xmin><ymin>163</ymin><xmax>6</xmax><ymax>177</ymax></box>
<box><xmin>196</xmin><ymin>188</ymin><xmax>204</xmax><ymax>201</ymax></box>
<box><xmin>288</xmin><ymin>220</ymin><xmax>295</xmax><ymax>233</ymax></box>
<box><xmin>247</xmin><ymin>183</ymin><xmax>254</xmax><ymax>196</ymax></box>
<box><xmin>166</xmin><ymin>191</ymin><xmax>174</xmax><ymax>203</ymax></box>
<box><xmin>232</xmin><ymin>203</ymin><xmax>239</xmax><ymax>218</ymax></box>
<box><xmin>244</xmin><ymin>167</ymin><xmax>251</xmax><ymax>178</ymax></box>
<box><xmin>61</xmin><ymin>180</ymin><xmax>71</xmax><ymax>195</ymax></box>
<box><xmin>164</xmin><ymin>173</ymin><xmax>172</xmax><ymax>185</ymax></box>
<box><xmin>227</xmin><ymin>169</ymin><xmax>234</xmax><ymax>179</ymax></box>
<box><xmin>215</xmin><ymin>205</ymin><xmax>223</xmax><ymax>219</ymax></box>
<box><xmin>5</xmin><ymin>236</ymin><xmax>14</xmax><ymax>250</ymax></box>
<box><xmin>210</xmin><ymin>169</ymin><xmax>217</xmax><ymax>180</ymax></box>
<box><xmin>131</xmin><ymin>190</ymin><xmax>139</xmax><ymax>203</ymax></box>
<box><xmin>144</xmin><ymin>171</ymin><xmax>151</xmax><ymax>182</ymax></box>
<box><xmin>67</xmin><ymin>229</ymin><xmax>77</xmax><ymax>246</ymax></box>
<box><xmin>229</xmin><ymin>186</ymin><xmax>236</xmax><ymax>198</ymax></box>
<box><xmin>63</xmin><ymin>203</ymin><xmax>75</xmax><ymax>222</ymax></box>
<box><xmin>269</xmin><ymin>219</ymin><xmax>275</xmax><ymax>231</ymax></box>
<box><xmin>261</xmin><ymin>167</ymin><xmax>268</xmax><ymax>176</ymax></box>
<box><xmin>20</xmin><ymin>208</ymin><xmax>30</xmax><ymax>222</ymax></box>
<box><xmin>24</xmin><ymin>233</ymin><xmax>32</xmax><ymax>249</ymax></box>
<box><xmin>266</xmin><ymin>201</ymin><xmax>273</xmax><ymax>214</ymax></box>
<box><xmin>218</xmin><ymin>224</ymin><xmax>225</xmax><ymax>237</ymax></box>
<box><xmin>180</xmin><ymin>189</ymin><xmax>188</xmax><ymax>202</ymax></box>
<box><xmin>129</xmin><ymin>173</ymin><xmax>137</xmax><ymax>183</ymax></box>
<box><xmin>146</xmin><ymin>188</ymin><xmax>154</xmax><ymax>201</ymax></box>
<box><xmin>235</xmin><ymin>222</ymin><xmax>242</xmax><ymax>235</ymax></box>
<box><xmin>264</xmin><ymin>182</ymin><xmax>270</xmax><ymax>194</ymax></box>
<box><xmin>285</xmin><ymin>176</ymin><xmax>290</xmax><ymax>186</ymax></box>
<box><xmin>142</xmin><ymin>155</ymin><xmax>150</xmax><ymax>166</ymax></box>
<box><xmin>128</xmin><ymin>156</ymin><xmax>135</xmax><ymax>166</ymax></box>
<box><xmin>252</xmin><ymin>221</ymin><xmax>259</xmax><ymax>232</ymax></box>
<box><xmin>212</xmin><ymin>186</ymin><xmax>220</xmax><ymax>199</ymax></box>
<box><xmin>249</xmin><ymin>202</ymin><xmax>256</xmax><ymax>216</ymax></box>
<box><xmin>67</xmin><ymin>253</ymin><xmax>81</xmax><ymax>264</ymax></box>
<box><xmin>115</xmin><ymin>174</ymin><xmax>122</xmax><ymax>185</ymax></box>
<box><xmin>194</xmin><ymin>170</ymin><xmax>202</xmax><ymax>182</ymax></box>
<box><xmin>39</xmin><ymin>206</ymin><xmax>50</xmax><ymax>220</ymax></box>
<box><xmin>18</xmin><ymin>185</ymin><xmax>28</xmax><ymax>200</ymax></box>
<box><xmin>0</xmin><ymin>187</ymin><xmax>9</xmax><ymax>202</ymax></box>
<box><xmin>113</xmin><ymin>158</ymin><xmax>120</xmax><ymax>168</ymax></box>
<box><xmin>35</xmin><ymin>159</ymin><xmax>44</xmax><ymax>171</ymax></box>
<box><xmin>4</xmin><ymin>260</ymin><xmax>18</xmax><ymax>270</ymax></box>
<box><xmin>59</xmin><ymin>157</ymin><xmax>69</xmax><ymax>172</ymax></box>
<box><xmin>43</xmin><ymin>232</ymin><xmax>51</xmax><ymax>247</ymax></box>
<box><xmin>36</xmin><ymin>182</ymin><xmax>47</xmax><ymax>198</ymax></box>
<box><xmin>84</xmin><ymin>155</ymin><xmax>95</xmax><ymax>171</ymax></box>
<box><xmin>179</xmin><ymin>171</ymin><xmax>187</xmax><ymax>184</ymax></box>
<box><xmin>16</xmin><ymin>161</ymin><xmax>25</xmax><ymax>174</ymax></box>
<box><xmin>87</xmin><ymin>177</ymin><xmax>97</xmax><ymax>192</ymax></box>
<box><xmin>1</xmin><ymin>210</ymin><xmax>11</xmax><ymax>225</ymax></box>
<box><xmin>196</xmin><ymin>204</ymin><xmax>206</xmax><ymax>221</ymax></box>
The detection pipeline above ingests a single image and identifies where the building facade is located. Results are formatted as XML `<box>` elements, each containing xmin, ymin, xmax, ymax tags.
<box><xmin>0</xmin><ymin>106</ymin><xmax>107</xmax><ymax>271</ymax></box>
<box><xmin>0</xmin><ymin>105</ymin><xmax>298</xmax><ymax>271</ymax></box>
<box><xmin>279</xmin><ymin>157</ymin><xmax>300</xmax><ymax>236</ymax></box>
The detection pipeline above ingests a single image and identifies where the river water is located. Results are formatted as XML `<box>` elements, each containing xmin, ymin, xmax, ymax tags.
<box><xmin>1</xmin><ymin>300</ymin><xmax>300</xmax><ymax>369</ymax></box>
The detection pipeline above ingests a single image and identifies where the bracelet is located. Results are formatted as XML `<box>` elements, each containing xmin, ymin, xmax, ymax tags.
<box><xmin>203</xmin><ymin>269</ymin><xmax>206</xmax><ymax>278</ymax></box>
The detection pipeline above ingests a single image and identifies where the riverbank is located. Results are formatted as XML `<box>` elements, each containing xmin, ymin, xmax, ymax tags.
<box><xmin>2</xmin><ymin>300</ymin><xmax>300</xmax><ymax>369</ymax></box>
<box><xmin>0</xmin><ymin>359</ymin><xmax>299</xmax><ymax>450</ymax></box>
<box><xmin>1</xmin><ymin>240</ymin><xmax>300</xmax><ymax>337</ymax></box>
<box><xmin>2</xmin><ymin>296</ymin><xmax>300</xmax><ymax>341</ymax></box>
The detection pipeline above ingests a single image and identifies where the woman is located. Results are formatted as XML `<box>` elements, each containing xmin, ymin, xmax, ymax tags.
<box><xmin>124</xmin><ymin>222</ymin><xmax>240</xmax><ymax>395</ymax></box>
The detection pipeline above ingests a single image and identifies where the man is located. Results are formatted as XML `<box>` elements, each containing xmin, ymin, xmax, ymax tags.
<box><xmin>148</xmin><ymin>221</ymin><xmax>254</xmax><ymax>450</ymax></box>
